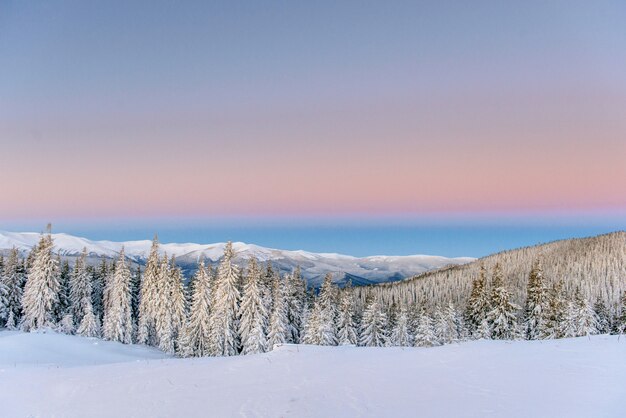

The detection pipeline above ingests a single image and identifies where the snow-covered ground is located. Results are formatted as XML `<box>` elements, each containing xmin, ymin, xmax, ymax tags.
<box><xmin>0</xmin><ymin>331</ymin><xmax>624</xmax><ymax>418</ymax></box>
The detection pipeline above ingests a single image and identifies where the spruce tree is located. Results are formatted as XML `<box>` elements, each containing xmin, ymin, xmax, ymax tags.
<box><xmin>336</xmin><ymin>285</ymin><xmax>358</xmax><ymax>345</ymax></box>
<box><xmin>103</xmin><ymin>248</ymin><xmax>134</xmax><ymax>344</ymax></box>
<box><xmin>304</xmin><ymin>273</ymin><xmax>338</xmax><ymax>346</ymax></box>
<box><xmin>239</xmin><ymin>258</ymin><xmax>269</xmax><ymax>354</ymax></box>
<box><xmin>267</xmin><ymin>273</ymin><xmax>289</xmax><ymax>349</ymax></box>
<box><xmin>464</xmin><ymin>264</ymin><xmax>490</xmax><ymax>337</ymax></box>
<box><xmin>616</xmin><ymin>291</ymin><xmax>626</xmax><ymax>335</ymax></box>
<box><xmin>358</xmin><ymin>297</ymin><xmax>387</xmax><ymax>347</ymax></box>
<box><xmin>593</xmin><ymin>297</ymin><xmax>611</xmax><ymax>334</ymax></box>
<box><xmin>523</xmin><ymin>260</ymin><xmax>549</xmax><ymax>340</ymax></box>
<box><xmin>572</xmin><ymin>288</ymin><xmax>597</xmax><ymax>337</ymax></box>
<box><xmin>77</xmin><ymin>297</ymin><xmax>100</xmax><ymax>338</ymax></box>
<box><xmin>285</xmin><ymin>267</ymin><xmax>307</xmax><ymax>343</ymax></box>
<box><xmin>544</xmin><ymin>280</ymin><xmax>567</xmax><ymax>339</ymax></box>
<box><xmin>390</xmin><ymin>306</ymin><xmax>411</xmax><ymax>347</ymax></box>
<box><xmin>413</xmin><ymin>308</ymin><xmax>436</xmax><ymax>347</ymax></box>
<box><xmin>21</xmin><ymin>234</ymin><xmax>61</xmax><ymax>331</ymax></box>
<box><xmin>138</xmin><ymin>236</ymin><xmax>161</xmax><ymax>346</ymax></box>
<box><xmin>180</xmin><ymin>261</ymin><xmax>213</xmax><ymax>357</ymax></box>
<box><xmin>486</xmin><ymin>264</ymin><xmax>519</xmax><ymax>340</ymax></box>
<box><xmin>69</xmin><ymin>248</ymin><xmax>91</xmax><ymax>325</ymax></box>
<box><xmin>155</xmin><ymin>255</ymin><xmax>175</xmax><ymax>353</ymax></box>
<box><xmin>208</xmin><ymin>242</ymin><xmax>241</xmax><ymax>356</ymax></box>
<box><xmin>0</xmin><ymin>248</ymin><xmax>25</xmax><ymax>325</ymax></box>
<box><xmin>168</xmin><ymin>259</ymin><xmax>188</xmax><ymax>353</ymax></box>
<box><xmin>0</xmin><ymin>271</ymin><xmax>9</xmax><ymax>326</ymax></box>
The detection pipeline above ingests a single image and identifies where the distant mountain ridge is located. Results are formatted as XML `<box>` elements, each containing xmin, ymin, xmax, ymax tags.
<box><xmin>0</xmin><ymin>231</ymin><xmax>474</xmax><ymax>287</ymax></box>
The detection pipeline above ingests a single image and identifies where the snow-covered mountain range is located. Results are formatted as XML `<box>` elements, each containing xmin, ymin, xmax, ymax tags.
<box><xmin>0</xmin><ymin>231</ymin><xmax>474</xmax><ymax>287</ymax></box>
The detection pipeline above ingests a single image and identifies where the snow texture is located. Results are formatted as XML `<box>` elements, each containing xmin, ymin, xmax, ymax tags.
<box><xmin>1</xmin><ymin>330</ymin><xmax>623</xmax><ymax>418</ymax></box>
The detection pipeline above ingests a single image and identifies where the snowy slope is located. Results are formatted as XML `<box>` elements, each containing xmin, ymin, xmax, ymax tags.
<box><xmin>0</xmin><ymin>231</ymin><xmax>474</xmax><ymax>286</ymax></box>
<box><xmin>0</xmin><ymin>331</ymin><xmax>623</xmax><ymax>418</ymax></box>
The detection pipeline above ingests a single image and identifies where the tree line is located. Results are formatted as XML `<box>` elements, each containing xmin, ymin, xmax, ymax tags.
<box><xmin>1</xmin><ymin>231</ymin><xmax>625</xmax><ymax>357</ymax></box>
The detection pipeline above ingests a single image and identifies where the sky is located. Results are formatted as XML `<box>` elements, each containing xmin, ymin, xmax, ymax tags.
<box><xmin>1</xmin><ymin>1</ymin><xmax>625</xmax><ymax>255</ymax></box>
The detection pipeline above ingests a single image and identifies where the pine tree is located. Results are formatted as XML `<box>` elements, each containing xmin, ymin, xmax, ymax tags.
<box><xmin>58</xmin><ymin>313</ymin><xmax>75</xmax><ymax>334</ymax></box>
<box><xmin>358</xmin><ymin>297</ymin><xmax>387</xmax><ymax>347</ymax></box>
<box><xmin>168</xmin><ymin>259</ymin><xmax>187</xmax><ymax>353</ymax></box>
<box><xmin>413</xmin><ymin>308</ymin><xmax>436</xmax><ymax>347</ymax></box>
<box><xmin>285</xmin><ymin>267</ymin><xmax>307</xmax><ymax>343</ymax></box>
<box><xmin>464</xmin><ymin>264</ymin><xmax>490</xmax><ymax>337</ymax></box>
<box><xmin>137</xmin><ymin>236</ymin><xmax>161</xmax><ymax>346</ymax></box>
<box><xmin>616</xmin><ymin>291</ymin><xmax>626</xmax><ymax>335</ymax></box>
<box><xmin>0</xmin><ymin>273</ymin><xmax>10</xmax><ymax>326</ymax></box>
<box><xmin>21</xmin><ymin>233</ymin><xmax>61</xmax><ymax>331</ymax></box>
<box><xmin>523</xmin><ymin>260</ymin><xmax>549</xmax><ymax>340</ymax></box>
<box><xmin>239</xmin><ymin>258</ymin><xmax>269</xmax><ymax>354</ymax></box>
<box><xmin>91</xmin><ymin>261</ymin><xmax>107</xmax><ymax>321</ymax></box>
<box><xmin>434</xmin><ymin>302</ymin><xmax>460</xmax><ymax>345</ymax></box>
<box><xmin>390</xmin><ymin>306</ymin><xmax>411</xmax><ymax>347</ymax></box>
<box><xmin>180</xmin><ymin>261</ymin><xmax>213</xmax><ymax>357</ymax></box>
<box><xmin>593</xmin><ymin>297</ymin><xmax>611</xmax><ymax>334</ymax></box>
<box><xmin>57</xmin><ymin>258</ymin><xmax>71</xmax><ymax>319</ymax></box>
<box><xmin>572</xmin><ymin>288</ymin><xmax>597</xmax><ymax>337</ymax></box>
<box><xmin>155</xmin><ymin>255</ymin><xmax>175</xmax><ymax>353</ymax></box>
<box><xmin>267</xmin><ymin>273</ymin><xmax>289</xmax><ymax>349</ymax></box>
<box><xmin>304</xmin><ymin>273</ymin><xmax>338</xmax><ymax>346</ymax></box>
<box><xmin>0</xmin><ymin>248</ymin><xmax>25</xmax><ymax>325</ymax></box>
<box><xmin>486</xmin><ymin>264</ymin><xmax>519</xmax><ymax>340</ymax></box>
<box><xmin>544</xmin><ymin>280</ymin><xmax>567</xmax><ymax>339</ymax></box>
<box><xmin>77</xmin><ymin>298</ymin><xmax>100</xmax><ymax>338</ymax></box>
<box><xmin>336</xmin><ymin>285</ymin><xmax>358</xmax><ymax>345</ymax></box>
<box><xmin>103</xmin><ymin>248</ymin><xmax>134</xmax><ymax>344</ymax></box>
<box><xmin>130</xmin><ymin>266</ymin><xmax>142</xmax><ymax>324</ymax></box>
<box><xmin>208</xmin><ymin>242</ymin><xmax>241</xmax><ymax>356</ymax></box>
<box><xmin>69</xmin><ymin>248</ymin><xmax>92</xmax><ymax>325</ymax></box>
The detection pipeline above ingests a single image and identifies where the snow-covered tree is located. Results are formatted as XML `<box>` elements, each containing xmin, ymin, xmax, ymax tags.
<box><xmin>180</xmin><ymin>261</ymin><xmax>213</xmax><ymax>357</ymax></box>
<box><xmin>0</xmin><ymin>264</ymin><xmax>9</xmax><ymax>326</ymax></box>
<box><xmin>77</xmin><ymin>298</ymin><xmax>100</xmax><ymax>338</ymax></box>
<box><xmin>434</xmin><ymin>302</ymin><xmax>460</xmax><ymax>345</ymax></box>
<box><xmin>154</xmin><ymin>255</ymin><xmax>175</xmax><ymax>353</ymax></box>
<box><xmin>390</xmin><ymin>306</ymin><xmax>411</xmax><ymax>347</ymax></box>
<box><xmin>593</xmin><ymin>297</ymin><xmax>611</xmax><ymax>334</ymax></box>
<box><xmin>615</xmin><ymin>291</ymin><xmax>626</xmax><ymax>335</ymax></box>
<box><xmin>523</xmin><ymin>260</ymin><xmax>549</xmax><ymax>340</ymax></box>
<box><xmin>21</xmin><ymin>233</ymin><xmax>61</xmax><ymax>331</ymax></box>
<box><xmin>168</xmin><ymin>258</ymin><xmax>187</xmax><ymax>352</ymax></box>
<box><xmin>304</xmin><ymin>273</ymin><xmax>338</xmax><ymax>346</ymax></box>
<box><xmin>102</xmin><ymin>248</ymin><xmax>134</xmax><ymax>344</ymax></box>
<box><xmin>69</xmin><ymin>248</ymin><xmax>92</xmax><ymax>325</ymax></box>
<box><xmin>544</xmin><ymin>280</ymin><xmax>567</xmax><ymax>339</ymax></box>
<box><xmin>572</xmin><ymin>288</ymin><xmax>597</xmax><ymax>337</ymax></box>
<box><xmin>486</xmin><ymin>264</ymin><xmax>519</xmax><ymax>340</ymax></box>
<box><xmin>413</xmin><ymin>308</ymin><xmax>436</xmax><ymax>347</ymax></box>
<box><xmin>238</xmin><ymin>258</ymin><xmax>268</xmax><ymax>354</ymax></box>
<box><xmin>0</xmin><ymin>248</ymin><xmax>25</xmax><ymax>326</ymax></box>
<box><xmin>285</xmin><ymin>267</ymin><xmax>307</xmax><ymax>343</ymax></box>
<box><xmin>58</xmin><ymin>313</ymin><xmax>75</xmax><ymax>334</ymax></box>
<box><xmin>267</xmin><ymin>274</ymin><xmax>289</xmax><ymax>349</ymax></box>
<box><xmin>336</xmin><ymin>285</ymin><xmax>358</xmax><ymax>345</ymax></box>
<box><xmin>57</xmin><ymin>258</ymin><xmax>71</xmax><ymax>319</ymax></box>
<box><xmin>138</xmin><ymin>236</ymin><xmax>161</xmax><ymax>346</ymax></box>
<box><xmin>209</xmin><ymin>242</ymin><xmax>241</xmax><ymax>356</ymax></box>
<box><xmin>358</xmin><ymin>297</ymin><xmax>387</xmax><ymax>347</ymax></box>
<box><xmin>464</xmin><ymin>264</ymin><xmax>490</xmax><ymax>336</ymax></box>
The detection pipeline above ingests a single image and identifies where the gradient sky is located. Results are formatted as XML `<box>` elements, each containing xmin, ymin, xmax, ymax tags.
<box><xmin>1</xmin><ymin>1</ymin><xmax>625</xmax><ymax>250</ymax></box>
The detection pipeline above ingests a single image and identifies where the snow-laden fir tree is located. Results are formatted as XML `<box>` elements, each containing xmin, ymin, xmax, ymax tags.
<box><xmin>180</xmin><ymin>261</ymin><xmax>213</xmax><ymax>357</ymax></box>
<box><xmin>155</xmin><ymin>255</ymin><xmax>175</xmax><ymax>353</ymax></box>
<box><xmin>69</xmin><ymin>248</ymin><xmax>91</xmax><ymax>325</ymax></box>
<box><xmin>0</xmin><ymin>248</ymin><xmax>25</xmax><ymax>327</ymax></box>
<box><xmin>304</xmin><ymin>273</ymin><xmax>338</xmax><ymax>346</ymax></box>
<box><xmin>168</xmin><ymin>258</ymin><xmax>188</xmax><ymax>352</ymax></box>
<box><xmin>57</xmin><ymin>258</ymin><xmax>71</xmax><ymax>320</ymax></box>
<box><xmin>572</xmin><ymin>287</ymin><xmax>597</xmax><ymax>337</ymax></box>
<box><xmin>615</xmin><ymin>291</ymin><xmax>626</xmax><ymax>335</ymax></box>
<box><xmin>130</xmin><ymin>265</ymin><xmax>141</xmax><ymax>323</ymax></box>
<box><xmin>486</xmin><ymin>264</ymin><xmax>520</xmax><ymax>340</ymax></box>
<box><xmin>336</xmin><ymin>284</ymin><xmax>358</xmax><ymax>345</ymax></box>
<box><xmin>0</xmin><ymin>270</ymin><xmax>9</xmax><ymax>327</ymax></box>
<box><xmin>544</xmin><ymin>279</ymin><xmax>567</xmax><ymax>339</ymax></box>
<box><xmin>208</xmin><ymin>242</ymin><xmax>241</xmax><ymax>356</ymax></box>
<box><xmin>593</xmin><ymin>297</ymin><xmax>611</xmax><ymax>334</ymax></box>
<box><xmin>261</xmin><ymin>263</ymin><xmax>275</xmax><ymax>315</ymax></box>
<box><xmin>390</xmin><ymin>305</ymin><xmax>411</xmax><ymax>347</ymax></box>
<box><xmin>358</xmin><ymin>297</ymin><xmax>387</xmax><ymax>347</ymax></box>
<box><xmin>413</xmin><ymin>308</ymin><xmax>436</xmax><ymax>347</ymax></box>
<box><xmin>523</xmin><ymin>259</ymin><xmax>549</xmax><ymax>340</ymax></box>
<box><xmin>102</xmin><ymin>248</ymin><xmax>134</xmax><ymax>344</ymax></box>
<box><xmin>58</xmin><ymin>313</ymin><xmax>75</xmax><ymax>334</ymax></box>
<box><xmin>464</xmin><ymin>264</ymin><xmax>490</xmax><ymax>336</ymax></box>
<box><xmin>267</xmin><ymin>273</ymin><xmax>290</xmax><ymax>349</ymax></box>
<box><xmin>434</xmin><ymin>303</ymin><xmax>459</xmax><ymax>345</ymax></box>
<box><xmin>77</xmin><ymin>297</ymin><xmax>101</xmax><ymax>338</ymax></box>
<box><xmin>238</xmin><ymin>258</ymin><xmax>269</xmax><ymax>354</ymax></box>
<box><xmin>285</xmin><ymin>267</ymin><xmax>307</xmax><ymax>343</ymax></box>
<box><xmin>138</xmin><ymin>236</ymin><xmax>161</xmax><ymax>346</ymax></box>
<box><xmin>21</xmin><ymin>233</ymin><xmax>61</xmax><ymax>331</ymax></box>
